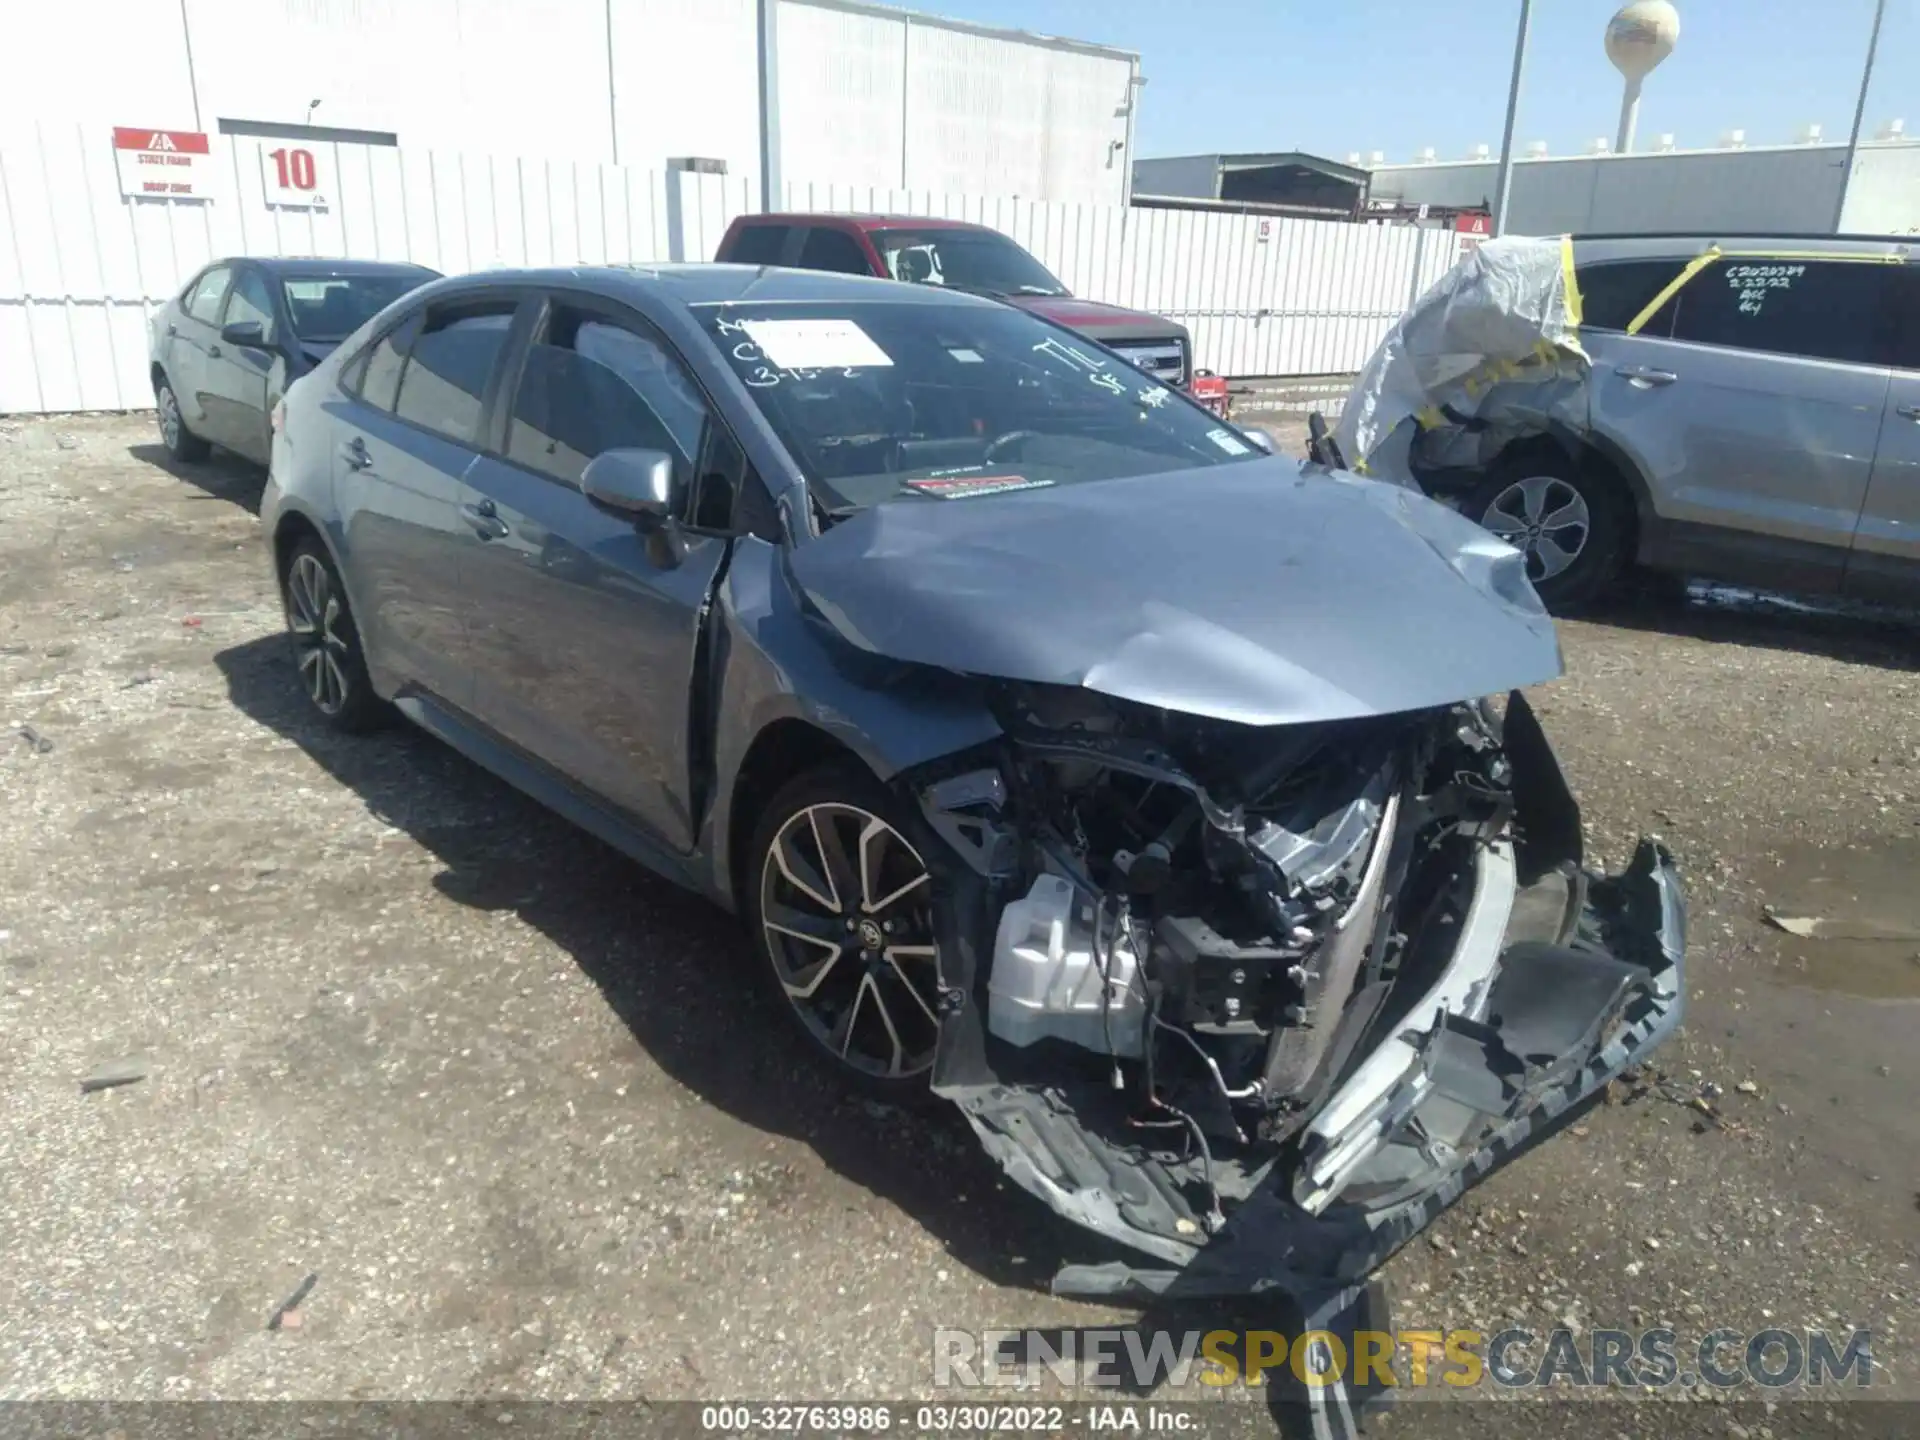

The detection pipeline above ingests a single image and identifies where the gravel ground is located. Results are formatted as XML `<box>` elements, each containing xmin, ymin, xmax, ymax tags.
<box><xmin>2</xmin><ymin>412</ymin><xmax>1917</xmax><ymax>1437</ymax></box>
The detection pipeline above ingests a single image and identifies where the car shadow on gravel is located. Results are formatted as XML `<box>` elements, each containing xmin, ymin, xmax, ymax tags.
<box><xmin>212</xmin><ymin>633</ymin><xmax>1110</xmax><ymax>1299</ymax></box>
<box><xmin>1581</xmin><ymin>576</ymin><xmax>1920</xmax><ymax>672</ymax></box>
<box><xmin>130</xmin><ymin>443</ymin><xmax>267</xmax><ymax>516</ymax></box>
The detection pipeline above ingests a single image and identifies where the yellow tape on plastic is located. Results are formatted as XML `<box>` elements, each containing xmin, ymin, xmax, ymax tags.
<box><xmin>1560</xmin><ymin>235</ymin><xmax>1584</xmax><ymax>329</ymax></box>
<box><xmin>1625</xmin><ymin>246</ymin><xmax>1719</xmax><ymax>335</ymax></box>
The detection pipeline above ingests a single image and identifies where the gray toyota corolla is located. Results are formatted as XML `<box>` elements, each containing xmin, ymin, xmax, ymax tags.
<box><xmin>262</xmin><ymin>263</ymin><xmax>1684</xmax><ymax>1314</ymax></box>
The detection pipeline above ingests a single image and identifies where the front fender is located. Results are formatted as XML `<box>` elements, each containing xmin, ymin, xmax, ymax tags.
<box><xmin>699</xmin><ymin>537</ymin><xmax>1003</xmax><ymax>905</ymax></box>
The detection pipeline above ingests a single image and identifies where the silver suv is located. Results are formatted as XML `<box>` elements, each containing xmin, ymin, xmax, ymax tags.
<box><xmin>1418</xmin><ymin>233</ymin><xmax>1919</xmax><ymax>608</ymax></box>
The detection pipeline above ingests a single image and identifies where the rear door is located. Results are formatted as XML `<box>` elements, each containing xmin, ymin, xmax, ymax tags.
<box><xmin>1586</xmin><ymin>255</ymin><xmax>1896</xmax><ymax>590</ymax></box>
<box><xmin>458</xmin><ymin>293</ymin><xmax>736</xmax><ymax>852</ymax></box>
<box><xmin>202</xmin><ymin>264</ymin><xmax>279</xmax><ymax>463</ymax></box>
<box><xmin>1849</xmin><ymin>262</ymin><xmax>1920</xmax><ymax>601</ymax></box>
<box><xmin>332</xmin><ymin>297</ymin><xmax>521</xmax><ymax>705</ymax></box>
<box><xmin>167</xmin><ymin>265</ymin><xmax>231</xmax><ymax>442</ymax></box>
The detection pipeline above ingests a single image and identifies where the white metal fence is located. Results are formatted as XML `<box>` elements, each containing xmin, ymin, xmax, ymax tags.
<box><xmin>0</xmin><ymin>124</ymin><xmax>1462</xmax><ymax>416</ymax></box>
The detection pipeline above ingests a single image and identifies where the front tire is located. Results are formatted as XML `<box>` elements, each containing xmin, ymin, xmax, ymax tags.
<box><xmin>281</xmin><ymin>538</ymin><xmax>387</xmax><ymax>733</ymax></box>
<box><xmin>155</xmin><ymin>375</ymin><xmax>211</xmax><ymax>462</ymax></box>
<box><xmin>746</xmin><ymin>761</ymin><xmax>944</xmax><ymax>1095</ymax></box>
<box><xmin>1463</xmin><ymin>450</ymin><xmax>1626</xmax><ymax>611</ymax></box>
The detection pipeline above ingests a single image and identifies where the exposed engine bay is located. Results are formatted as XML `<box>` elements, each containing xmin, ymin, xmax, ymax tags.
<box><xmin>908</xmin><ymin>681</ymin><xmax>1685</xmax><ymax>1299</ymax></box>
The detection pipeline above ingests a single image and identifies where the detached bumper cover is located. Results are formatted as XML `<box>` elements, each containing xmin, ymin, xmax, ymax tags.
<box><xmin>938</xmin><ymin>836</ymin><xmax>1686</xmax><ymax>1302</ymax></box>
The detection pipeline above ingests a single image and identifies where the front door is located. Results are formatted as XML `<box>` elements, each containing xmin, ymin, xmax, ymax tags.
<box><xmin>1587</xmin><ymin>257</ymin><xmax>1896</xmax><ymax>590</ymax></box>
<box><xmin>1849</xmin><ymin>263</ymin><xmax>1920</xmax><ymax>602</ymax></box>
<box><xmin>203</xmin><ymin>266</ymin><xmax>279</xmax><ymax>464</ymax></box>
<box><xmin>459</xmin><ymin>297</ymin><xmax>730</xmax><ymax>853</ymax></box>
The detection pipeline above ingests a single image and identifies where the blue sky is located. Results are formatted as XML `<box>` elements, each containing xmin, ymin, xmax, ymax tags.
<box><xmin>923</xmin><ymin>0</ymin><xmax>1915</xmax><ymax>162</ymax></box>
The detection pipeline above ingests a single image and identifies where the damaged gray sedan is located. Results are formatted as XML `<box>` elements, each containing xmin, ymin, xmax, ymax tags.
<box><xmin>263</xmin><ymin>263</ymin><xmax>1685</xmax><ymax>1309</ymax></box>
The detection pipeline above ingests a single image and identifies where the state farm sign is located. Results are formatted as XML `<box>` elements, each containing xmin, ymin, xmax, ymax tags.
<box><xmin>113</xmin><ymin>127</ymin><xmax>213</xmax><ymax>200</ymax></box>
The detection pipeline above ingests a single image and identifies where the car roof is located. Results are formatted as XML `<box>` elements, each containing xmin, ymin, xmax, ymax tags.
<box><xmin>221</xmin><ymin>256</ymin><xmax>442</xmax><ymax>279</ymax></box>
<box><xmin>1573</xmin><ymin>233</ymin><xmax>1913</xmax><ymax>264</ymax></box>
<box><xmin>733</xmin><ymin>213</ymin><xmax>988</xmax><ymax>233</ymax></box>
<box><xmin>421</xmin><ymin>262</ymin><xmax>1005</xmax><ymax>310</ymax></box>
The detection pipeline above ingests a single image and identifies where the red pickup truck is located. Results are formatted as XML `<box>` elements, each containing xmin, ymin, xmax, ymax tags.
<box><xmin>713</xmin><ymin>213</ymin><xmax>1232</xmax><ymax>418</ymax></box>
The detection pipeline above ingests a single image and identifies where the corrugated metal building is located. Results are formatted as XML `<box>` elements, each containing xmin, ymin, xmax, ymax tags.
<box><xmin>1</xmin><ymin>0</ymin><xmax>1140</xmax><ymax>205</ymax></box>
<box><xmin>1363</xmin><ymin>139</ymin><xmax>1920</xmax><ymax>237</ymax></box>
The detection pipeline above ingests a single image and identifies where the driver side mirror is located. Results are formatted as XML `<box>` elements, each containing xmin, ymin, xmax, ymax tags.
<box><xmin>581</xmin><ymin>448</ymin><xmax>679</xmax><ymax>526</ymax></box>
<box><xmin>220</xmin><ymin>319</ymin><xmax>270</xmax><ymax>351</ymax></box>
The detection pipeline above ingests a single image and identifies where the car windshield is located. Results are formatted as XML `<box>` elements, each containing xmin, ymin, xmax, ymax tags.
<box><xmin>282</xmin><ymin>274</ymin><xmax>427</xmax><ymax>343</ymax></box>
<box><xmin>869</xmin><ymin>229</ymin><xmax>1069</xmax><ymax>297</ymax></box>
<box><xmin>694</xmin><ymin>300</ymin><xmax>1259</xmax><ymax>512</ymax></box>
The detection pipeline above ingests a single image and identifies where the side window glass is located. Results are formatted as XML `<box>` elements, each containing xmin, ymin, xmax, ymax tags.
<box><xmin>798</xmin><ymin>227</ymin><xmax>873</xmax><ymax>276</ymax></box>
<box><xmin>728</xmin><ymin>225</ymin><xmax>789</xmax><ymax>265</ymax></box>
<box><xmin>1892</xmin><ymin>267</ymin><xmax>1920</xmax><ymax>372</ymax></box>
<box><xmin>358</xmin><ymin>315</ymin><xmax>420</xmax><ymax>412</ymax></box>
<box><xmin>507</xmin><ymin>308</ymin><xmax>712</xmax><ymax>489</ymax></box>
<box><xmin>391</xmin><ymin>307</ymin><xmax>516</xmax><ymax>444</ymax></box>
<box><xmin>224</xmin><ymin>269</ymin><xmax>276</xmax><ymax>341</ymax></box>
<box><xmin>1576</xmin><ymin>260</ymin><xmax>1682</xmax><ymax>333</ymax></box>
<box><xmin>340</xmin><ymin>345</ymin><xmax>374</xmax><ymax>396</ymax></box>
<box><xmin>1671</xmin><ymin>260</ymin><xmax>1892</xmax><ymax>366</ymax></box>
<box><xmin>186</xmin><ymin>267</ymin><xmax>231</xmax><ymax>324</ymax></box>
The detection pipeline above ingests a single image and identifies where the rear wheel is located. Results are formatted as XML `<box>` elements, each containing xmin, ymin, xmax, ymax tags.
<box><xmin>746</xmin><ymin>762</ymin><xmax>944</xmax><ymax>1095</ymax></box>
<box><xmin>1463</xmin><ymin>451</ymin><xmax>1626</xmax><ymax>611</ymax></box>
<box><xmin>155</xmin><ymin>375</ymin><xmax>211</xmax><ymax>462</ymax></box>
<box><xmin>281</xmin><ymin>538</ymin><xmax>388</xmax><ymax>733</ymax></box>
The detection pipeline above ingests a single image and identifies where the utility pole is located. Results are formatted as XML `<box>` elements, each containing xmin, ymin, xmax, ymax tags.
<box><xmin>1492</xmin><ymin>0</ymin><xmax>1533</xmax><ymax>237</ymax></box>
<box><xmin>756</xmin><ymin>0</ymin><xmax>782</xmax><ymax>212</ymax></box>
<box><xmin>1833</xmin><ymin>0</ymin><xmax>1887</xmax><ymax>233</ymax></box>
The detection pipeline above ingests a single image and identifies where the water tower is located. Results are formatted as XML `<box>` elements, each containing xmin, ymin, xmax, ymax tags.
<box><xmin>1606</xmin><ymin>1</ymin><xmax>1681</xmax><ymax>154</ymax></box>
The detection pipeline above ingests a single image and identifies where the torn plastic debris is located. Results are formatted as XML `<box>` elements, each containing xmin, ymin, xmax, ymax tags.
<box><xmin>1334</xmin><ymin>235</ymin><xmax>1591</xmax><ymax>488</ymax></box>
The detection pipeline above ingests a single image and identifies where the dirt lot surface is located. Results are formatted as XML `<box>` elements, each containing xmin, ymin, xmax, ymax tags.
<box><xmin>3</xmin><ymin>412</ymin><xmax>1918</xmax><ymax>1437</ymax></box>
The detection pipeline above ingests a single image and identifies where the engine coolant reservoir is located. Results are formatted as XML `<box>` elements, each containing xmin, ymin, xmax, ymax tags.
<box><xmin>988</xmin><ymin>874</ymin><xmax>1146</xmax><ymax>1057</ymax></box>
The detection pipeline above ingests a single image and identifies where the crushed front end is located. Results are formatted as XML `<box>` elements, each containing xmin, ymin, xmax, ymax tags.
<box><xmin>909</xmin><ymin>684</ymin><xmax>1684</xmax><ymax>1300</ymax></box>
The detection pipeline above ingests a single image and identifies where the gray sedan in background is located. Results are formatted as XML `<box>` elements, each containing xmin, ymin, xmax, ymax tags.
<box><xmin>149</xmin><ymin>256</ymin><xmax>437</xmax><ymax>467</ymax></box>
<box><xmin>260</xmin><ymin>263</ymin><xmax>1684</xmax><ymax>1322</ymax></box>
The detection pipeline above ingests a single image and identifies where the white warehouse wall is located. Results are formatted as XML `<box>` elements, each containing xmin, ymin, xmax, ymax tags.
<box><xmin>0</xmin><ymin>0</ymin><xmax>1131</xmax><ymax>201</ymax></box>
<box><xmin>776</xmin><ymin>1</ymin><xmax>909</xmax><ymax>190</ymax></box>
<box><xmin>901</xmin><ymin>20</ymin><xmax>1132</xmax><ymax>206</ymax></box>
<box><xmin>1366</xmin><ymin>142</ymin><xmax>1920</xmax><ymax>236</ymax></box>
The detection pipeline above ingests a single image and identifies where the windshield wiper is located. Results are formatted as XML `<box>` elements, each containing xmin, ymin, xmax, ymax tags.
<box><xmin>1013</xmin><ymin>285</ymin><xmax>1066</xmax><ymax>296</ymax></box>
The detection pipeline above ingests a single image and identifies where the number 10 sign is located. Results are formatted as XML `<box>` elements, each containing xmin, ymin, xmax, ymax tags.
<box><xmin>260</xmin><ymin>144</ymin><xmax>330</xmax><ymax>209</ymax></box>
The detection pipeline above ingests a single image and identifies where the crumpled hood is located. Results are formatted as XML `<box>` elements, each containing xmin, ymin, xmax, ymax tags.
<box><xmin>789</xmin><ymin>460</ymin><xmax>1562</xmax><ymax>726</ymax></box>
<box><xmin>1002</xmin><ymin>295</ymin><xmax>1188</xmax><ymax>343</ymax></box>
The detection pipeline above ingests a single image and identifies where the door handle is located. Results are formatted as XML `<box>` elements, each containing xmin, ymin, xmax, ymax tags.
<box><xmin>339</xmin><ymin>437</ymin><xmax>372</xmax><ymax>471</ymax></box>
<box><xmin>208</xmin><ymin>344</ymin><xmax>223</xmax><ymax>359</ymax></box>
<box><xmin>166</xmin><ymin>323</ymin><xmax>178</xmax><ymax>336</ymax></box>
<box><xmin>1898</xmin><ymin>405</ymin><xmax>1920</xmax><ymax>422</ymax></box>
<box><xmin>460</xmin><ymin>499</ymin><xmax>510</xmax><ymax>540</ymax></box>
<box><xmin>1615</xmin><ymin>365</ymin><xmax>1678</xmax><ymax>386</ymax></box>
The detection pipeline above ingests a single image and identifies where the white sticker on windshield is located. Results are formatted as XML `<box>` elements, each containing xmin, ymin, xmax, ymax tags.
<box><xmin>947</xmin><ymin>347</ymin><xmax>985</xmax><ymax>364</ymax></box>
<box><xmin>740</xmin><ymin>319</ymin><xmax>893</xmax><ymax>370</ymax></box>
<box><xmin>1208</xmin><ymin>427</ymin><xmax>1252</xmax><ymax>456</ymax></box>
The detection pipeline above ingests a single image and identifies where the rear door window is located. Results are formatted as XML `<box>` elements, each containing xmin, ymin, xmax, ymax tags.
<box><xmin>391</xmin><ymin>304</ymin><xmax>517</xmax><ymax>444</ymax></box>
<box><xmin>1576</xmin><ymin>259</ymin><xmax>1683</xmax><ymax>334</ymax></box>
<box><xmin>1670</xmin><ymin>259</ymin><xmax>1894</xmax><ymax>366</ymax></box>
<box><xmin>726</xmin><ymin>225</ymin><xmax>791</xmax><ymax>265</ymax></box>
<box><xmin>185</xmin><ymin>266</ymin><xmax>232</xmax><ymax>325</ymax></box>
<box><xmin>797</xmin><ymin>227</ymin><xmax>874</xmax><ymax>276</ymax></box>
